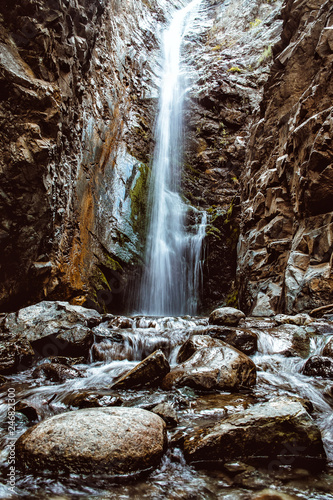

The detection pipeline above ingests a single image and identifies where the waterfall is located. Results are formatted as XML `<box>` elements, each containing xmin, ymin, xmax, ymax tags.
<box><xmin>138</xmin><ymin>0</ymin><xmax>206</xmax><ymax>316</ymax></box>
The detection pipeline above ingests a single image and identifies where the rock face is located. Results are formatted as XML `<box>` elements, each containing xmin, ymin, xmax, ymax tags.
<box><xmin>0</xmin><ymin>0</ymin><xmax>167</xmax><ymax>312</ymax></box>
<box><xmin>238</xmin><ymin>0</ymin><xmax>333</xmax><ymax>315</ymax></box>
<box><xmin>162</xmin><ymin>340</ymin><xmax>256</xmax><ymax>391</ymax></box>
<box><xmin>16</xmin><ymin>407</ymin><xmax>167</xmax><ymax>475</ymax></box>
<box><xmin>0</xmin><ymin>0</ymin><xmax>285</xmax><ymax>314</ymax></box>
<box><xmin>183</xmin><ymin>397</ymin><xmax>326</xmax><ymax>465</ymax></box>
<box><xmin>182</xmin><ymin>0</ymin><xmax>284</xmax><ymax>310</ymax></box>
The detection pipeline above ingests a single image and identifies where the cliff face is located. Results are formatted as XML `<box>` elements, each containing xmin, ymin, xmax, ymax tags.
<box><xmin>238</xmin><ymin>0</ymin><xmax>333</xmax><ymax>315</ymax></box>
<box><xmin>0</xmin><ymin>0</ymin><xmax>168</xmax><ymax>311</ymax></box>
<box><xmin>182</xmin><ymin>0</ymin><xmax>284</xmax><ymax>311</ymax></box>
<box><xmin>1</xmin><ymin>0</ymin><xmax>332</xmax><ymax>315</ymax></box>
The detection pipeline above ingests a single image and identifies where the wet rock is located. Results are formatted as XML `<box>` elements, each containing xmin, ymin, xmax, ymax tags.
<box><xmin>32</xmin><ymin>362</ymin><xmax>82</xmax><ymax>383</ymax></box>
<box><xmin>177</xmin><ymin>335</ymin><xmax>222</xmax><ymax>363</ymax></box>
<box><xmin>109</xmin><ymin>316</ymin><xmax>134</xmax><ymax>329</ymax></box>
<box><xmin>183</xmin><ymin>397</ymin><xmax>325</xmax><ymax>465</ymax></box>
<box><xmin>16</xmin><ymin>407</ymin><xmax>167</xmax><ymax>475</ymax></box>
<box><xmin>252</xmin><ymin>489</ymin><xmax>300</xmax><ymax>500</ymax></box>
<box><xmin>162</xmin><ymin>342</ymin><xmax>256</xmax><ymax>391</ymax></box>
<box><xmin>2</xmin><ymin>302</ymin><xmax>96</xmax><ymax>359</ymax></box>
<box><xmin>199</xmin><ymin>326</ymin><xmax>258</xmax><ymax>355</ymax></box>
<box><xmin>260</xmin><ymin>325</ymin><xmax>311</xmax><ymax>358</ymax></box>
<box><xmin>0</xmin><ymin>340</ymin><xmax>34</xmax><ymax>374</ymax></box>
<box><xmin>322</xmin><ymin>338</ymin><xmax>333</xmax><ymax>358</ymax></box>
<box><xmin>3</xmin><ymin>301</ymin><xmax>101</xmax><ymax>338</ymax></box>
<box><xmin>275</xmin><ymin>314</ymin><xmax>312</xmax><ymax>326</ymax></box>
<box><xmin>64</xmin><ymin>392</ymin><xmax>122</xmax><ymax>409</ymax></box>
<box><xmin>151</xmin><ymin>403</ymin><xmax>178</xmax><ymax>428</ymax></box>
<box><xmin>209</xmin><ymin>307</ymin><xmax>246</xmax><ymax>327</ymax></box>
<box><xmin>111</xmin><ymin>350</ymin><xmax>170</xmax><ymax>390</ymax></box>
<box><xmin>47</xmin><ymin>356</ymin><xmax>86</xmax><ymax>366</ymax></box>
<box><xmin>15</xmin><ymin>401</ymin><xmax>39</xmax><ymax>422</ymax></box>
<box><xmin>302</xmin><ymin>356</ymin><xmax>333</xmax><ymax>379</ymax></box>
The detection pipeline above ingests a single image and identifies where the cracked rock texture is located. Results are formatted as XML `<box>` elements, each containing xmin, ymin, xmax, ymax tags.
<box><xmin>0</xmin><ymin>0</ymin><xmax>166</xmax><ymax>311</ymax></box>
<box><xmin>0</xmin><ymin>0</ymin><xmax>332</xmax><ymax>315</ymax></box>
<box><xmin>238</xmin><ymin>0</ymin><xmax>333</xmax><ymax>315</ymax></box>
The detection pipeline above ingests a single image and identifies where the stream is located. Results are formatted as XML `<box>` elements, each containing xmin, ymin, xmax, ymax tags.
<box><xmin>0</xmin><ymin>314</ymin><xmax>333</xmax><ymax>499</ymax></box>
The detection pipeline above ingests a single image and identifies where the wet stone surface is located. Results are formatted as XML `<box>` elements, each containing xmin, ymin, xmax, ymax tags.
<box><xmin>0</xmin><ymin>304</ymin><xmax>332</xmax><ymax>498</ymax></box>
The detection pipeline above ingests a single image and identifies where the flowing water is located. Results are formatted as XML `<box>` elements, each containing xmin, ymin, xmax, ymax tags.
<box><xmin>0</xmin><ymin>315</ymin><xmax>333</xmax><ymax>498</ymax></box>
<box><xmin>138</xmin><ymin>0</ymin><xmax>207</xmax><ymax>316</ymax></box>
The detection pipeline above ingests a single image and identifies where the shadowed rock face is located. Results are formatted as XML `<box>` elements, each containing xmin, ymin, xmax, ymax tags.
<box><xmin>238</xmin><ymin>0</ymin><xmax>333</xmax><ymax>315</ymax></box>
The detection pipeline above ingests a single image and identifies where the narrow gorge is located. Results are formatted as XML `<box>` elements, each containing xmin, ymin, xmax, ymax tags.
<box><xmin>0</xmin><ymin>0</ymin><xmax>333</xmax><ymax>498</ymax></box>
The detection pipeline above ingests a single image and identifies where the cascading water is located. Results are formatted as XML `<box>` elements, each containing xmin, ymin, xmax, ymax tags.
<box><xmin>138</xmin><ymin>0</ymin><xmax>206</xmax><ymax>316</ymax></box>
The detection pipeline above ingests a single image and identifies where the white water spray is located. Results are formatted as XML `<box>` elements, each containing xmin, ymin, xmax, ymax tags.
<box><xmin>138</xmin><ymin>0</ymin><xmax>206</xmax><ymax>316</ymax></box>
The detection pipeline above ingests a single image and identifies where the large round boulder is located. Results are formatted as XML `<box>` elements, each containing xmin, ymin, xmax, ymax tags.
<box><xmin>163</xmin><ymin>341</ymin><xmax>256</xmax><ymax>391</ymax></box>
<box><xmin>16</xmin><ymin>407</ymin><xmax>167</xmax><ymax>475</ymax></box>
<box><xmin>209</xmin><ymin>307</ymin><xmax>245</xmax><ymax>327</ymax></box>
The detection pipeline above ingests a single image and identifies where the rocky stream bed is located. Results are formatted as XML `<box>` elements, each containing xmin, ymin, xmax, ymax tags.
<box><xmin>0</xmin><ymin>301</ymin><xmax>332</xmax><ymax>499</ymax></box>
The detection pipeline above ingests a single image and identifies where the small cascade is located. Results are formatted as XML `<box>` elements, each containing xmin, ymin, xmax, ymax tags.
<box><xmin>138</xmin><ymin>0</ymin><xmax>207</xmax><ymax>316</ymax></box>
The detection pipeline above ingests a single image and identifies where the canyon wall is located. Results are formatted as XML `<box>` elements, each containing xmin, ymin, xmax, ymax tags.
<box><xmin>0</xmin><ymin>0</ymin><xmax>332</xmax><ymax>315</ymax></box>
<box><xmin>0</xmin><ymin>0</ymin><xmax>168</xmax><ymax>311</ymax></box>
<box><xmin>238</xmin><ymin>0</ymin><xmax>333</xmax><ymax>315</ymax></box>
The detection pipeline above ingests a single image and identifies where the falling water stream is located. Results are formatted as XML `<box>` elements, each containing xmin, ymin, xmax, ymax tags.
<box><xmin>138</xmin><ymin>0</ymin><xmax>207</xmax><ymax>316</ymax></box>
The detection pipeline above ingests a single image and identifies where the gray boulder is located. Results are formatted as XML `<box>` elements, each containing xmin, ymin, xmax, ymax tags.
<box><xmin>1</xmin><ymin>301</ymin><xmax>98</xmax><ymax>362</ymax></box>
<box><xmin>183</xmin><ymin>397</ymin><xmax>325</xmax><ymax>465</ymax></box>
<box><xmin>163</xmin><ymin>341</ymin><xmax>256</xmax><ymax>391</ymax></box>
<box><xmin>16</xmin><ymin>407</ymin><xmax>167</xmax><ymax>475</ymax></box>
<box><xmin>209</xmin><ymin>307</ymin><xmax>245</xmax><ymax>327</ymax></box>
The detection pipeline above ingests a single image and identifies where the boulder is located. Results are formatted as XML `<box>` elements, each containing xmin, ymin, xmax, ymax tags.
<box><xmin>0</xmin><ymin>340</ymin><xmax>34</xmax><ymax>374</ymax></box>
<box><xmin>322</xmin><ymin>338</ymin><xmax>333</xmax><ymax>358</ymax></box>
<box><xmin>151</xmin><ymin>402</ymin><xmax>178</xmax><ymax>428</ymax></box>
<box><xmin>162</xmin><ymin>342</ymin><xmax>256</xmax><ymax>391</ymax></box>
<box><xmin>16</xmin><ymin>407</ymin><xmax>167</xmax><ymax>475</ymax></box>
<box><xmin>32</xmin><ymin>363</ymin><xmax>82</xmax><ymax>383</ymax></box>
<box><xmin>209</xmin><ymin>307</ymin><xmax>245</xmax><ymax>327</ymax></box>
<box><xmin>183</xmin><ymin>397</ymin><xmax>325</xmax><ymax>465</ymax></box>
<box><xmin>64</xmin><ymin>392</ymin><xmax>122</xmax><ymax>409</ymax></box>
<box><xmin>111</xmin><ymin>350</ymin><xmax>170</xmax><ymax>390</ymax></box>
<box><xmin>195</xmin><ymin>326</ymin><xmax>258</xmax><ymax>355</ymax></box>
<box><xmin>302</xmin><ymin>356</ymin><xmax>333</xmax><ymax>379</ymax></box>
<box><xmin>275</xmin><ymin>314</ymin><xmax>312</xmax><ymax>326</ymax></box>
<box><xmin>31</xmin><ymin>325</ymin><xmax>94</xmax><ymax>359</ymax></box>
<box><xmin>1</xmin><ymin>301</ymin><xmax>98</xmax><ymax>359</ymax></box>
<box><xmin>177</xmin><ymin>335</ymin><xmax>221</xmax><ymax>363</ymax></box>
